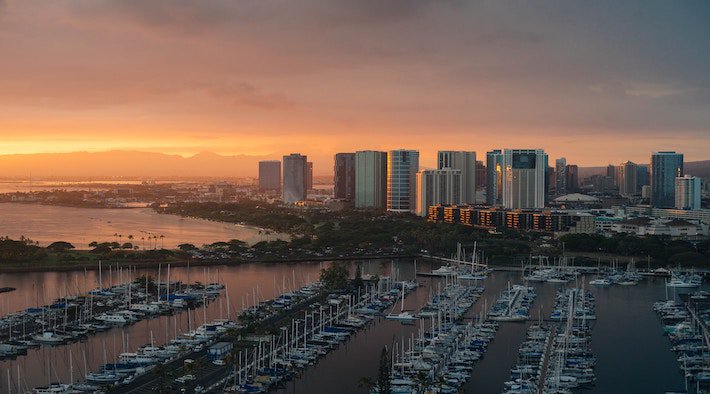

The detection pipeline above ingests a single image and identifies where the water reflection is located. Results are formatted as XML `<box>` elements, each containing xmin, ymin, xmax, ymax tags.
<box><xmin>0</xmin><ymin>203</ymin><xmax>284</xmax><ymax>248</ymax></box>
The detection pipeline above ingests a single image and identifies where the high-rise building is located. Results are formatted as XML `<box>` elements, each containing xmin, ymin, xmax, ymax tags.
<box><xmin>651</xmin><ymin>152</ymin><xmax>684</xmax><ymax>208</ymax></box>
<box><xmin>636</xmin><ymin>165</ymin><xmax>649</xmax><ymax>190</ymax></box>
<box><xmin>387</xmin><ymin>149</ymin><xmax>419</xmax><ymax>213</ymax></box>
<box><xmin>437</xmin><ymin>151</ymin><xmax>476</xmax><ymax>204</ymax></box>
<box><xmin>306</xmin><ymin>162</ymin><xmax>314</xmax><ymax>190</ymax></box>
<box><xmin>619</xmin><ymin>161</ymin><xmax>638</xmax><ymax>197</ymax></box>
<box><xmin>355</xmin><ymin>151</ymin><xmax>387</xmax><ymax>209</ymax></box>
<box><xmin>606</xmin><ymin>165</ymin><xmax>618</xmax><ymax>188</ymax></box>
<box><xmin>501</xmin><ymin>149</ymin><xmax>548</xmax><ymax>209</ymax></box>
<box><xmin>282</xmin><ymin>154</ymin><xmax>307</xmax><ymax>203</ymax></box>
<box><xmin>566</xmin><ymin>164</ymin><xmax>579</xmax><ymax>193</ymax></box>
<box><xmin>650</xmin><ymin>152</ymin><xmax>683</xmax><ymax>208</ymax></box>
<box><xmin>475</xmin><ymin>161</ymin><xmax>486</xmax><ymax>189</ymax></box>
<box><xmin>416</xmin><ymin>169</ymin><xmax>462</xmax><ymax>216</ymax></box>
<box><xmin>486</xmin><ymin>150</ymin><xmax>504</xmax><ymax>206</ymax></box>
<box><xmin>555</xmin><ymin>158</ymin><xmax>567</xmax><ymax>195</ymax></box>
<box><xmin>258</xmin><ymin>160</ymin><xmax>281</xmax><ymax>192</ymax></box>
<box><xmin>590</xmin><ymin>174</ymin><xmax>615</xmax><ymax>193</ymax></box>
<box><xmin>334</xmin><ymin>153</ymin><xmax>356</xmax><ymax>201</ymax></box>
<box><xmin>675</xmin><ymin>175</ymin><xmax>701</xmax><ymax>210</ymax></box>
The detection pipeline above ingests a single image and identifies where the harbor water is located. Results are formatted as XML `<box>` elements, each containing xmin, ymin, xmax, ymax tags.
<box><xmin>0</xmin><ymin>259</ymin><xmax>696</xmax><ymax>393</ymax></box>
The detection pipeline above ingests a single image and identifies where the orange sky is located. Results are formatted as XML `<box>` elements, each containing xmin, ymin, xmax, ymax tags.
<box><xmin>1</xmin><ymin>1</ymin><xmax>709</xmax><ymax>174</ymax></box>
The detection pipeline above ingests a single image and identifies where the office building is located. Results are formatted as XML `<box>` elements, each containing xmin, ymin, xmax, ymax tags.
<box><xmin>416</xmin><ymin>169</ymin><xmax>462</xmax><ymax>216</ymax></box>
<box><xmin>306</xmin><ymin>162</ymin><xmax>314</xmax><ymax>190</ymax></box>
<box><xmin>651</xmin><ymin>151</ymin><xmax>684</xmax><ymax>208</ymax></box>
<box><xmin>486</xmin><ymin>150</ymin><xmax>504</xmax><ymax>205</ymax></box>
<box><xmin>258</xmin><ymin>160</ymin><xmax>281</xmax><ymax>192</ymax></box>
<box><xmin>387</xmin><ymin>149</ymin><xmax>419</xmax><ymax>213</ymax></box>
<box><xmin>282</xmin><ymin>154</ymin><xmax>308</xmax><ymax>203</ymax></box>
<box><xmin>590</xmin><ymin>174</ymin><xmax>616</xmax><ymax>193</ymax></box>
<box><xmin>637</xmin><ymin>165</ymin><xmax>649</xmax><ymax>189</ymax></box>
<box><xmin>475</xmin><ymin>161</ymin><xmax>486</xmax><ymax>189</ymax></box>
<box><xmin>675</xmin><ymin>175</ymin><xmax>701</xmax><ymax>210</ymax></box>
<box><xmin>334</xmin><ymin>153</ymin><xmax>356</xmax><ymax>201</ymax></box>
<box><xmin>566</xmin><ymin>164</ymin><xmax>579</xmax><ymax>192</ymax></box>
<box><xmin>437</xmin><ymin>151</ymin><xmax>476</xmax><ymax>204</ymax></box>
<box><xmin>555</xmin><ymin>158</ymin><xmax>567</xmax><ymax>195</ymax></box>
<box><xmin>355</xmin><ymin>151</ymin><xmax>387</xmax><ymax>209</ymax></box>
<box><xmin>619</xmin><ymin>161</ymin><xmax>638</xmax><ymax>197</ymax></box>
<box><xmin>607</xmin><ymin>164</ymin><xmax>617</xmax><ymax>187</ymax></box>
<box><xmin>501</xmin><ymin>149</ymin><xmax>548</xmax><ymax>209</ymax></box>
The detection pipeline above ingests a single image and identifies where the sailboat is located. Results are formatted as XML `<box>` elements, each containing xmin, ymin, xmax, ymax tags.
<box><xmin>385</xmin><ymin>283</ymin><xmax>419</xmax><ymax>323</ymax></box>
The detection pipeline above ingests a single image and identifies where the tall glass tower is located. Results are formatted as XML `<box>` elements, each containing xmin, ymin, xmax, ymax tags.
<box><xmin>501</xmin><ymin>149</ymin><xmax>548</xmax><ymax>209</ymax></box>
<box><xmin>387</xmin><ymin>149</ymin><xmax>419</xmax><ymax>213</ymax></box>
<box><xmin>651</xmin><ymin>151</ymin><xmax>684</xmax><ymax>208</ymax></box>
<box><xmin>486</xmin><ymin>150</ymin><xmax>503</xmax><ymax>205</ymax></box>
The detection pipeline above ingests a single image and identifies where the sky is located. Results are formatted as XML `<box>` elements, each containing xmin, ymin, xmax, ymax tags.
<box><xmin>1</xmin><ymin>0</ymin><xmax>709</xmax><ymax>174</ymax></box>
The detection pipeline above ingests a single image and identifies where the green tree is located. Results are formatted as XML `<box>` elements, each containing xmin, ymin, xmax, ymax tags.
<box><xmin>319</xmin><ymin>263</ymin><xmax>349</xmax><ymax>290</ymax></box>
<box><xmin>178</xmin><ymin>243</ymin><xmax>198</xmax><ymax>252</ymax></box>
<box><xmin>47</xmin><ymin>241</ymin><xmax>75</xmax><ymax>252</ymax></box>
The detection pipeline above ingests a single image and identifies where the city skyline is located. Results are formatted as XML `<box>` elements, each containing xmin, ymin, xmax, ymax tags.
<box><xmin>1</xmin><ymin>1</ymin><xmax>710</xmax><ymax>170</ymax></box>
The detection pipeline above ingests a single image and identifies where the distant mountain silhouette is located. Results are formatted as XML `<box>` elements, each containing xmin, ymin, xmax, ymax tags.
<box><xmin>0</xmin><ymin>150</ymin><xmax>278</xmax><ymax>179</ymax></box>
<box><xmin>578</xmin><ymin>161</ymin><xmax>710</xmax><ymax>180</ymax></box>
<box><xmin>0</xmin><ymin>150</ymin><xmax>708</xmax><ymax>180</ymax></box>
<box><xmin>685</xmin><ymin>160</ymin><xmax>710</xmax><ymax>179</ymax></box>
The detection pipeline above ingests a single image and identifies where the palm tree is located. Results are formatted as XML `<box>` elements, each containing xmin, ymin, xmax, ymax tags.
<box><xmin>159</xmin><ymin>234</ymin><xmax>165</xmax><ymax>249</ymax></box>
<box><xmin>141</xmin><ymin>237</ymin><xmax>145</xmax><ymax>250</ymax></box>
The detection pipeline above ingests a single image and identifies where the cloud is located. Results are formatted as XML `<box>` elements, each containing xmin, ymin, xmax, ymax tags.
<box><xmin>206</xmin><ymin>82</ymin><xmax>294</xmax><ymax>110</ymax></box>
<box><xmin>624</xmin><ymin>83</ymin><xmax>696</xmax><ymax>99</ymax></box>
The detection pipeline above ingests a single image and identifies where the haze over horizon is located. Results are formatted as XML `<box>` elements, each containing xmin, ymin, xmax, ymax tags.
<box><xmin>2</xmin><ymin>1</ymin><xmax>710</xmax><ymax>172</ymax></box>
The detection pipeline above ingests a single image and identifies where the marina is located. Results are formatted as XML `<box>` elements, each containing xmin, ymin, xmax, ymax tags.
<box><xmin>0</xmin><ymin>259</ymin><xmax>701</xmax><ymax>392</ymax></box>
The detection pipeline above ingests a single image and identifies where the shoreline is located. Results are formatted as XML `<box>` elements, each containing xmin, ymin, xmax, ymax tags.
<box><xmin>0</xmin><ymin>254</ymin><xmax>417</xmax><ymax>273</ymax></box>
<box><xmin>0</xmin><ymin>252</ymin><xmax>683</xmax><ymax>274</ymax></box>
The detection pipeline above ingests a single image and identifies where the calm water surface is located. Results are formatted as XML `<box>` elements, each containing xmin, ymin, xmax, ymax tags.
<box><xmin>0</xmin><ymin>203</ymin><xmax>285</xmax><ymax>248</ymax></box>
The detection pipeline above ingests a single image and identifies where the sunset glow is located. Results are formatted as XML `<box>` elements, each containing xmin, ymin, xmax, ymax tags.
<box><xmin>1</xmin><ymin>1</ymin><xmax>709</xmax><ymax>174</ymax></box>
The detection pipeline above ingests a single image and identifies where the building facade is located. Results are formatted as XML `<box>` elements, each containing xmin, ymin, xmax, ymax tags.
<box><xmin>555</xmin><ymin>158</ymin><xmax>567</xmax><ymax>195</ymax></box>
<box><xmin>416</xmin><ymin>169</ymin><xmax>462</xmax><ymax>216</ymax></box>
<box><xmin>675</xmin><ymin>175</ymin><xmax>701</xmax><ymax>210</ymax></box>
<box><xmin>334</xmin><ymin>153</ymin><xmax>356</xmax><ymax>201</ymax></box>
<box><xmin>607</xmin><ymin>164</ymin><xmax>618</xmax><ymax>187</ymax></box>
<box><xmin>354</xmin><ymin>151</ymin><xmax>387</xmax><ymax>209</ymax></box>
<box><xmin>566</xmin><ymin>164</ymin><xmax>579</xmax><ymax>192</ymax></box>
<box><xmin>619</xmin><ymin>161</ymin><xmax>638</xmax><ymax>197</ymax></box>
<box><xmin>387</xmin><ymin>149</ymin><xmax>419</xmax><ymax>213</ymax></box>
<box><xmin>475</xmin><ymin>161</ymin><xmax>486</xmax><ymax>189</ymax></box>
<box><xmin>258</xmin><ymin>160</ymin><xmax>281</xmax><ymax>192</ymax></box>
<box><xmin>282</xmin><ymin>154</ymin><xmax>308</xmax><ymax>203</ymax></box>
<box><xmin>651</xmin><ymin>151</ymin><xmax>684</xmax><ymax>208</ymax></box>
<box><xmin>306</xmin><ymin>162</ymin><xmax>314</xmax><ymax>190</ymax></box>
<box><xmin>427</xmin><ymin>205</ymin><xmax>594</xmax><ymax>236</ymax></box>
<box><xmin>437</xmin><ymin>151</ymin><xmax>476</xmax><ymax>204</ymax></box>
<box><xmin>501</xmin><ymin>149</ymin><xmax>548</xmax><ymax>209</ymax></box>
<box><xmin>486</xmin><ymin>150</ymin><xmax>504</xmax><ymax>205</ymax></box>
